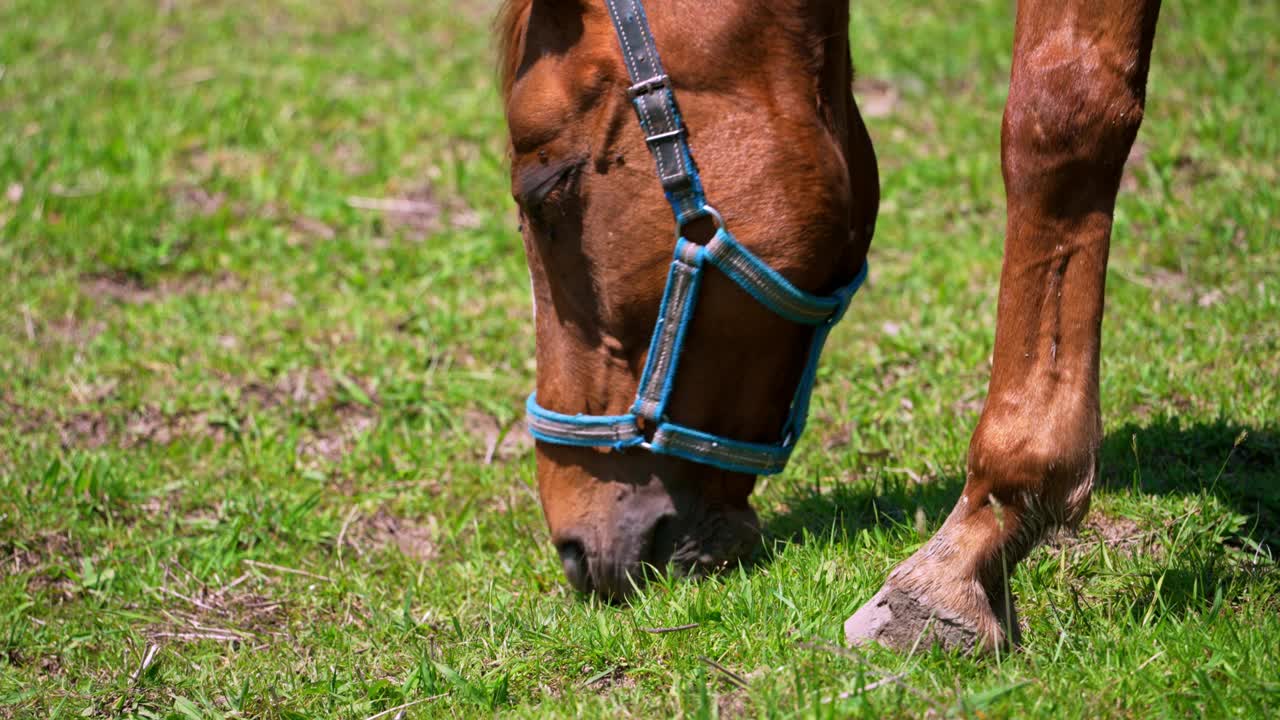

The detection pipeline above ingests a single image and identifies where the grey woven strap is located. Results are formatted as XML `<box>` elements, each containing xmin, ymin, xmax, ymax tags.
<box><xmin>603</xmin><ymin>0</ymin><xmax>705</xmax><ymax>219</ymax></box>
<box><xmin>705</xmin><ymin>231</ymin><xmax>840</xmax><ymax>325</ymax></box>
<box><xmin>525</xmin><ymin>408</ymin><xmax>641</xmax><ymax>445</ymax></box>
<box><xmin>652</xmin><ymin>424</ymin><xmax>789</xmax><ymax>474</ymax></box>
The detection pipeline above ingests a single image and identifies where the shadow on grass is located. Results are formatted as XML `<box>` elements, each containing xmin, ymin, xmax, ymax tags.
<box><xmin>761</xmin><ymin>416</ymin><xmax>1280</xmax><ymax>551</ymax></box>
<box><xmin>1123</xmin><ymin>556</ymin><xmax>1276</xmax><ymax>624</ymax></box>
<box><xmin>1100</xmin><ymin>416</ymin><xmax>1280</xmax><ymax>548</ymax></box>
<box><xmin>759</xmin><ymin>469</ymin><xmax>963</xmax><ymax>547</ymax></box>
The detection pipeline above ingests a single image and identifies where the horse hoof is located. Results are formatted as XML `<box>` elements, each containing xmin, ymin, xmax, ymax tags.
<box><xmin>843</xmin><ymin>583</ymin><xmax>992</xmax><ymax>654</ymax></box>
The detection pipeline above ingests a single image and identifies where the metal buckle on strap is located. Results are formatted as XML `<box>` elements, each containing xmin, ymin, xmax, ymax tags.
<box><xmin>675</xmin><ymin>204</ymin><xmax>724</xmax><ymax>240</ymax></box>
<box><xmin>643</xmin><ymin>127</ymin><xmax>686</xmax><ymax>145</ymax></box>
<box><xmin>627</xmin><ymin>74</ymin><xmax>669</xmax><ymax>98</ymax></box>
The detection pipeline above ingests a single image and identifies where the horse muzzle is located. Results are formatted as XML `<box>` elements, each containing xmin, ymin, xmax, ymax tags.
<box><xmin>551</xmin><ymin>483</ymin><xmax>760</xmax><ymax>600</ymax></box>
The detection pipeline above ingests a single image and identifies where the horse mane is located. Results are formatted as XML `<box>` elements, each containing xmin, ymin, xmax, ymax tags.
<box><xmin>495</xmin><ymin>0</ymin><xmax>534</xmax><ymax>103</ymax></box>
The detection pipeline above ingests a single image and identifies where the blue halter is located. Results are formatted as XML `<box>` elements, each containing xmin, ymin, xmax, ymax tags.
<box><xmin>525</xmin><ymin>0</ymin><xmax>868</xmax><ymax>476</ymax></box>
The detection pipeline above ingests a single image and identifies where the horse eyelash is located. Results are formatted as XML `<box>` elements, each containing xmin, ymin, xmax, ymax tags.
<box><xmin>517</xmin><ymin>160</ymin><xmax>584</xmax><ymax>227</ymax></box>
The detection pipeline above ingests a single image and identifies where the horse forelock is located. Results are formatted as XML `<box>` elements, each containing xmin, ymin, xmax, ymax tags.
<box><xmin>495</xmin><ymin>0</ymin><xmax>534</xmax><ymax>103</ymax></box>
<box><xmin>496</xmin><ymin>1</ymin><xmax>849</xmax><ymax>102</ymax></box>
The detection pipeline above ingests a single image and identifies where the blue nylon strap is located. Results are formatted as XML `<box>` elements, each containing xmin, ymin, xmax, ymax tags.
<box><xmin>602</xmin><ymin>0</ymin><xmax>707</xmax><ymax>223</ymax></box>
<box><xmin>523</xmin><ymin>0</ymin><xmax>870</xmax><ymax>477</ymax></box>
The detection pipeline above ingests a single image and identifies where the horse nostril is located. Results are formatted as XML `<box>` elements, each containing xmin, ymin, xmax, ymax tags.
<box><xmin>645</xmin><ymin>514</ymin><xmax>678</xmax><ymax>573</ymax></box>
<box><xmin>557</xmin><ymin>540</ymin><xmax>592</xmax><ymax>594</ymax></box>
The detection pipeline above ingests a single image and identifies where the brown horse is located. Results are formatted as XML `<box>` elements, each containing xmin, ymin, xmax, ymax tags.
<box><xmin>498</xmin><ymin>0</ymin><xmax>1160</xmax><ymax>653</ymax></box>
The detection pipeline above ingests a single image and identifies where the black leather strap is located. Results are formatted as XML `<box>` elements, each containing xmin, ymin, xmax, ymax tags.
<box><xmin>602</xmin><ymin>0</ymin><xmax>707</xmax><ymax>221</ymax></box>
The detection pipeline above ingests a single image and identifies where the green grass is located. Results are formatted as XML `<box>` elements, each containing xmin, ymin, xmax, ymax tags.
<box><xmin>1</xmin><ymin>0</ymin><xmax>1277</xmax><ymax>717</ymax></box>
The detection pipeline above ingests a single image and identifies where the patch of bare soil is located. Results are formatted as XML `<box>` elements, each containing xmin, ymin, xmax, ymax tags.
<box><xmin>718</xmin><ymin>690</ymin><xmax>750</xmax><ymax>718</ymax></box>
<box><xmin>240</xmin><ymin>369</ymin><xmax>337</xmax><ymax>409</ymax></box>
<box><xmin>41</xmin><ymin>314</ymin><xmax>106</xmax><ymax>349</ymax></box>
<box><xmin>346</xmin><ymin>180</ymin><xmax>480</xmax><ymax>240</ymax></box>
<box><xmin>1049</xmin><ymin>512</ymin><xmax>1149</xmax><ymax>557</ymax></box>
<box><xmin>80</xmin><ymin>270</ymin><xmax>242</xmax><ymax>305</ymax></box>
<box><xmin>183</xmin><ymin>146</ymin><xmax>265</xmax><ymax>179</ymax></box>
<box><xmin>124</xmin><ymin>407</ymin><xmax>227</xmax><ymax>446</ymax></box>
<box><xmin>345</xmin><ymin>508</ymin><xmax>438</xmax><ymax>563</ymax></box>
<box><xmin>148</xmin><ymin>565</ymin><xmax>286</xmax><ymax>647</ymax></box>
<box><xmin>170</xmin><ymin>184</ymin><xmax>227</xmax><ymax>217</ymax></box>
<box><xmin>8</xmin><ymin>532</ymin><xmax>82</xmax><ymax>603</ymax></box>
<box><xmin>853</xmin><ymin>78</ymin><xmax>900</xmax><ymax>118</ymax></box>
<box><xmin>252</xmin><ymin>201</ymin><xmax>339</xmax><ymax>247</ymax></box>
<box><xmin>58</xmin><ymin>407</ymin><xmax>226</xmax><ymax>450</ymax></box>
<box><xmin>298</xmin><ymin>409</ymin><xmax>373</xmax><ymax>458</ymax></box>
<box><xmin>42</xmin><ymin>369</ymin><xmax>379</xmax><ymax>460</ymax></box>
<box><xmin>58</xmin><ymin>412</ymin><xmax>112</xmax><ymax>449</ymax></box>
<box><xmin>461</xmin><ymin>409</ymin><xmax>533</xmax><ymax>463</ymax></box>
<box><xmin>297</xmin><ymin>405</ymin><xmax>378</xmax><ymax>464</ymax></box>
<box><xmin>289</xmin><ymin>214</ymin><xmax>336</xmax><ymax>241</ymax></box>
<box><xmin>584</xmin><ymin>666</ymin><xmax>636</xmax><ymax>693</ymax></box>
<box><xmin>1083</xmin><ymin>513</ymin><xmax>1143</xmax><ymax>550</ymax></box>
<box><xmin>319</xmin><ymin>140</ymin><xmax>373</xmax><ymax>177</ymax></box>
<box><xmin>3</xmin><ymin>531</ymin><xmax>77</xmax><ymax>576</ymax></box>
<box><xmin>245</xmin><ymin>369</ymin><xmax>381</xmax><ymax>463</ymax></box>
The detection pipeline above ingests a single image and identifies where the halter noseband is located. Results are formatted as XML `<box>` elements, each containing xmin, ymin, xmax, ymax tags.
<box><xmin>524</xmin><ymin>0</ymin><xmax>868</xmax><ymax>476</ymax></box>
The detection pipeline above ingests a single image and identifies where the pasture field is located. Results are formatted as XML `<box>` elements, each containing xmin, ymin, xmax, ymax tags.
<box><xmin>2</xmin><ymin>0</ymin><xmax>1278</xmax><ymax>717</ymax></box>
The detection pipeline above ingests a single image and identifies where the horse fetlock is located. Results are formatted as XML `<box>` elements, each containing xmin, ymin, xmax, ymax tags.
<box><xmin>967</xmin><ymin>412</ymin><xmax>1101</xmax><ymax>538</ymax></box>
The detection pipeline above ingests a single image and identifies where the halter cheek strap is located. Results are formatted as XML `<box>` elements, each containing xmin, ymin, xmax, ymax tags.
<box><xmin>525</xmin><ymin>0</ymin><xmax>868</xmax><ymax>476</ymax></box>
<box><xmin>603</xmin><ymin>0</ymin><xmax>706</xmax><ymax>223</ymax></box>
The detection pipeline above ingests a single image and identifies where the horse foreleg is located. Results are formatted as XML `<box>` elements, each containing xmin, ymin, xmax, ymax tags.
<box><xmin>845</xmin><ymin>0</ymin><xmax>1162</xmax><ymax>653</ymax></box>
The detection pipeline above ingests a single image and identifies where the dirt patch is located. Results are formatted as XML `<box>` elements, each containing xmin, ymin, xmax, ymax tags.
<box><xmin>346</xmin><ymin>181</ymin><xmax>480</xmax><ymax>240</ymax></box>
<box><xmin>3</xmin><ymin>531</ymin><xmax>77</xmax><ymax>577</ymax></box>
<box><xmin>297</xmin><ymin>405</ymin><xmax>378</xmax><ymax>464</ymax></box>
<box><xmin>41</xmin><ymin>314</ymin><xmax>106</xmax><ymax>349</ymax></box>
<box><xmin>853</xmin><ymin>78</ymin><xmax>900</xmax><ymax>118</ymax></box>
<box><xmin>147</xmin><ymin>565</ymin><xmax>286</xmax><ymax>646</ymax></box>
<box><xmin>1049</xmin><ymin>512</ymin><xmax>1150</xmax><ymax>557</ymax></box>
<box><xmin>45</xmin><ymin>370</ymin><xmax>376</xmax><ymax>455</ymax></box>
<box><xmin>81</xmin><ymin>271</ymin><xmax>151</xmax><ymax>304</ymax></box>
<box><xmin>8</xmin><ymin>532</ymin><xmax>82</xmax><ymax>603</ymax></box>
<box><xmin>58</xmin><ymin>407</ymin><xmax>226</xmax><ymax>450</ymax></box>
<box><xmin>1120</xmin><ymin>139</ymin><xmax>1149</xmax><ymax>192</ymax></box>
<box><xmin>170</xmin><ymin>184</ymin><xmax>227</xmax><ymax>217</ymax></box>
<box><xmin>80</xmin><ymin>270</ymin><xmax>242</xmax><ymax>305</ymax></box>
<box><xmin>240</xmin><ymin>369</ymin><xmax>337</xmax><ymax>409</ymax></box>
<box><xmin>585</xmin><ymin>666</ymin><xmax>636</xmax><ymax>693</ymax></box>
<box><xmin>289</xmin><ymin>215</ymin><xmax>336</xmax><ymax>241</ymax></box>
<box><xmin>462</xmin><ymin>409</ymin><xmax>533</xmax><ymax>463</ymax></box>
<box><xmin>252</xmin><ymin>200</ymin><xmax>340</xmax><ymax>247</ymax></box>
<box><xmin>58</xmin><ymin>412</ymin><xmax>112</xmax><ymax>449</ymax></box>
<box><xmin>1083</xmin><ymin>513</ymin><xmax>1143</xmax><ymax>550</ymax></box>
<box><xmin>346</xmin><ymin>508</ymin><xmax>438</xmax><ymax>563</ymax></box>
<box><xmin>124</xmin><ymin>407</ymin><xmax>227</xmax><ymax>446</ymax></box>
<box><xmin>319</xmin><ymin>140</ymin><xmax>373</xmax><ymax>177</ymax></box>
<box><xmin>717</xmin><ymin>690</ymin><xmax>750</xmax><ymax>718</ymax></box>
<box><xmin>183</xmin><ymin>146</ymin><xmax>266</xmax><ymax>179</ymax></box>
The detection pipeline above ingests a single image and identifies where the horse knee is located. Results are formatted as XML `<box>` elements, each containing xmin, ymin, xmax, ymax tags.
<box><xmin>1002</xmin><ymin>43</ymin><xmax>1149</xmax><ymax>211</ymax></box>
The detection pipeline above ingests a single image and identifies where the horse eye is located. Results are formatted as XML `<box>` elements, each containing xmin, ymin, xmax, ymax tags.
<box><xmin>514</xmin><ymin>158</ymin><xmax>584</xmax><ymax>223</ymax></box>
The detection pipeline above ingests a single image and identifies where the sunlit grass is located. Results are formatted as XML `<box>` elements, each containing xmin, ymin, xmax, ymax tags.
<box><xmin>1</xmin><ymin>0</ymin><xmax>1277</xmax><ymax>717</ymax></box>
